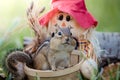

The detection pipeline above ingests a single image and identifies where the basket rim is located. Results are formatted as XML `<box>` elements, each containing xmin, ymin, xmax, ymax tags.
<box><xmin>24</xmin><ymin>59</ymin><xmax>84</xmax><ymax>77</ymax></box>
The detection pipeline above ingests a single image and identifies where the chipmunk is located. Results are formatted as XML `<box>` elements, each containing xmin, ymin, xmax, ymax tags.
<box><xmin>3</xmin><ymin>50</ymin><xmax>32</xmax><ymax>80</ymax></box>
<box><xmin>33</xmin><ymin>26</ymin><xmax>78</xmax><ymax>70</ymax></box>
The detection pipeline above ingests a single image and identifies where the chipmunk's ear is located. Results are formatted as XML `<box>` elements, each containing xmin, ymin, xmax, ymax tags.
<box><xmin>70</xmin><ymin>32</ymin><xmax>72</xmax><ymax>36</ymax></box>
<box><xmin>69</xmin><ymin>25</ymin><xmax>73</xmax><ymax>29</ymax></box>
<box><xmin>51</xmin><ymin>32</ymin><xmax>55</xmax><ymax>37</ymax></box>
<box><xmin>54</xmin><ymin>24</ymin><xmax>59</xmax><ymax>33</ymax></box>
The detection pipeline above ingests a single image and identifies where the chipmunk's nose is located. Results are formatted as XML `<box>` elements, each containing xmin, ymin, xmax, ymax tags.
<box><xmin>61</xmin><ymin>22</ymin><xmax>66</xmax><ymax>27</ymax></box>
<box><xmin>66</xmin><ymin>38</ymin><xmax>69</xmax><ymax>42</ymax></box>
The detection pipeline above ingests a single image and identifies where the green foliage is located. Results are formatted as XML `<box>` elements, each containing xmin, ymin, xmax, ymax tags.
<box><xmin>35</xmin><ymin>73</ymin><xmax>40</xmax><ymax>80</ymax></box>
<box><xmin>116</xmin><ymin>65</ymin><xmax>120</xmax><ymax>80</ymax></box>
<box><xmin>0</xmin><ymin>18</ymin><xmax>33</xmax><ymax>67</ymax></box>
<box><xmin>86</xmin><ymin>0</ymin><xmax>120</xmax><ymax>32</ymax></box>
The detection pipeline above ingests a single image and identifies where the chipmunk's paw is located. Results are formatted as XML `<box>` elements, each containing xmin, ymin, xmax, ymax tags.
<box><xmin>51</xmin><ymin>66</ymin><xmax>56</xmax><ymax>71</ymax></box>
<box><xmin>57</xmin><ymin>66</ymin><xmax>65</xmax><ymax>70</ymax></box>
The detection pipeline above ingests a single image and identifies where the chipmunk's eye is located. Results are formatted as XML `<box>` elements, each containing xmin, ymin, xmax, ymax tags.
<box><xmin>66</xmin><ymin>15</ymin><xmax>71</xmax><ymax>21</ymax></box>
<box><xmin>58</xmin><ymin>14</ymin><xmax>63</xmax><ymax>21</ymax></box>
<box><xmin>51</xmin><ymin>32</ymin><xmax>55</xmax><ymax>37</ymax></box>
<box><xmin>58</xmin><ymin>32</ymin><xmax>62</xmax><ymax>36</ymax></box>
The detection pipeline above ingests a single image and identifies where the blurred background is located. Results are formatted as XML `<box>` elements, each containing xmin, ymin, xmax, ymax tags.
<box><xmin>0</xmin><ymin>0</ymin><xmax>120</xmax><ymax>66</ymax></box>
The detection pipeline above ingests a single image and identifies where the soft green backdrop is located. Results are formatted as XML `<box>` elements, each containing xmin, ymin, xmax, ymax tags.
<box><xmin>0</xmin><ymin>0</ymin><xmax>120</xmax><ymax>66</ymax></box>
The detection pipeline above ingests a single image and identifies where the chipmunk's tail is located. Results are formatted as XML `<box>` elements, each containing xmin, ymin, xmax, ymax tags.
<box><xmin>2</xmin><ymin>49</ymin><xmax>32</xmax><ymax>80</ymax></box>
